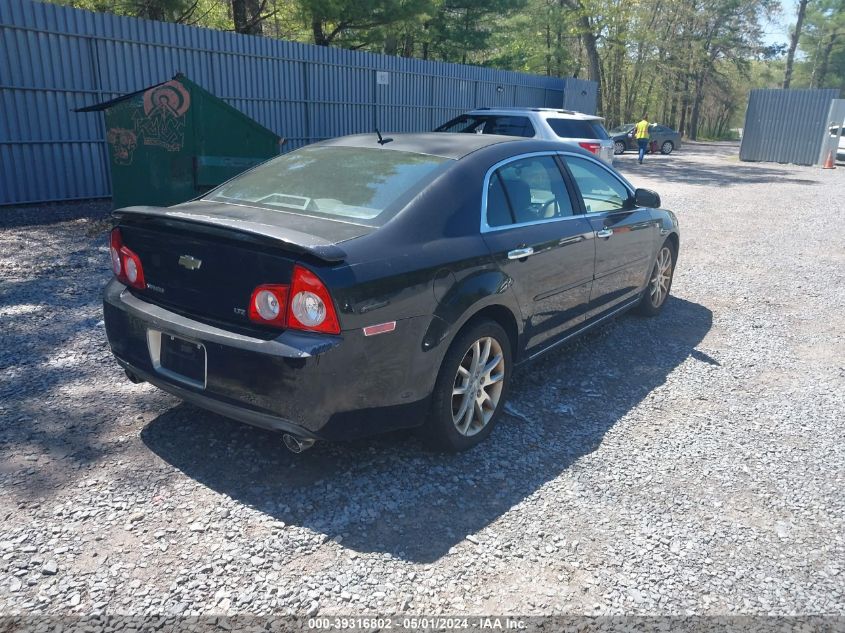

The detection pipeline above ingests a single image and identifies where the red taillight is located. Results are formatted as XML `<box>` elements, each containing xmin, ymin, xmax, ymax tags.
<box><xmin>248</xmin><ymin>267</ymin><xmax>340</xmax><ymax>333</ymax></box>
<box><xmin>110</xmin><ymin>228</ymin><xmax>123</xmax><ymax>277</ymax></box>
<box><xmin>249</xmin><ymin>284</ymin><xmax>289</xmax><ymax>327</ymax></box>
<box><xmin>120</xmin><ymin>246</ymin><xmax>146</xmax><ymax>289</ymax></box>
<box><xmin>578</xmin><ymin>142</ymin><xmax>601</xmax><ymax>155</ymax></box>
<box><xmin>110</xmin><ymin>228</ymin><xmax>146</xmax><ymax>290</ymax></box>
<box><xmin>288</xmin><ymin>265</ymin><xmax>340</xmax><ymax>334</ymax></box>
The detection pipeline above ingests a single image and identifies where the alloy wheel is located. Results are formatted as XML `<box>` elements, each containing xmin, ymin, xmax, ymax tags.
<box><xmin>451</xmin><ymin>336</ymin><xmax>506</xmax><ymax>436</ymax></box>
<box><xmin>649</xmin><ymin>246</ymin><xmax>673</xmax><ymax>308</ymax></box>
<box><xmin>661</xmin><ymin>141</ymin><xmax>673</xmax><ymax>154</ymax></box>
<box><xmin>614</xmin><ymin>141</ymin><xmax>625</xmax><ymax>155</ymax></box>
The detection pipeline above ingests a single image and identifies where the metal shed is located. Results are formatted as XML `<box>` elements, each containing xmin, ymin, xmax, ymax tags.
<box><xmin>77</xmin><ymin>74</ymin><xmax>281</xmax><ymax>209</ymax></box>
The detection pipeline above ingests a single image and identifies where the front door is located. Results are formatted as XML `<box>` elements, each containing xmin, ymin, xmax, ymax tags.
<box><xmin>480</xmin><ymin>154</ymin><xmax>595</xmax><ymax>353</ymax></box>
<box><xmin>563</xmin><ymin>155</ymin><xmax>659</xmax><ymax>317</ymax></box>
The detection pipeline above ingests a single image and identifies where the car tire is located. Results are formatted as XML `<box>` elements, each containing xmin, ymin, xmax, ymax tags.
<box><xmin>423</xmin><ymin>319</ymin><xmax>512</xmax><ymax>452</ymax></box>
<box><xmin>661</xmin><ymin>140</ymin><xmax>674</xmax><ymax>155</ymax></box>
<box><xmin>635</xmin><ymin>240</ymin><xmax>676</xmax><ymax>317</ymax></box>
<box><xmin>614</xmin><ymin>141</ymin><xmax>626</xmax><ymax>155</ymax></box>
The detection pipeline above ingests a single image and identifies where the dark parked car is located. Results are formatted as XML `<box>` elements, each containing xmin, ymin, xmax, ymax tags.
<box><xmin>103</xmin><ymin>134</ymin><xmax>679</xmax><ymax>453</ymax></box>
<box><xmin>610</xmin><ymin>124</ymin><xmax>682</xmax><ymax>155</ymax></box>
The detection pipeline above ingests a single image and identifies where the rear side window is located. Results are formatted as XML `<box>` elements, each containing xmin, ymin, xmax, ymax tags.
<box><xmin>435</xmin><ymin>115</ymin><xmax>535</xmax><ymax>138</ymax></box>
<box><xmin>565</xmin><ymin>156</ymin><xmax>631</xmax><ymax>213</ymax></box>
<box><xmin>547</xmin><ymin>119</ymin><xmax>610</xmax><ymax>140</ymax></box>
<box><xmin>208</xmin><ymin>146</ymin><xmax>451</xmax><ymax>226</ymax></box>
<box><xmin>485</xmin><ymin>156</ymin><xmax>574</xmax><ymax>228</ymax></box>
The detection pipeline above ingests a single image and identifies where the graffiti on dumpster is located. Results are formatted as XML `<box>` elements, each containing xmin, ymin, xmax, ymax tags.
<box><xmin>106</xmin><ymin>128</ymin><xmax>138</xmax><ymax>165</ymax></box>
<box><xmin>104</xmin><ymin>80</ymin><xmax>192</xmax><ymax>166</ymax></box>
<box><xmin>134</xmin><ymin>80</ymin><xmax>192</xmax><ymax>152</ymax></box>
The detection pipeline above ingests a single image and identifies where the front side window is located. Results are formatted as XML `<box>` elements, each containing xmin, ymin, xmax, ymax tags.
<box><xmin>485</xmin><ymin>155</ymin><xmax>574</xmax><ymax>228</ymax></box>
<box><xmin>435</xmin><ymin>115</ymin><xmax>536</xmax><ymax>138</ymax></box>
<box><xmin>565</xmin><ymin>156</ymin><xmax>631</xmax><ymax>213</ymax></box>
<box><xmin>207</xmin><ymin>146</ymin><xmax>451</xmax><ymax>225</ymax></box>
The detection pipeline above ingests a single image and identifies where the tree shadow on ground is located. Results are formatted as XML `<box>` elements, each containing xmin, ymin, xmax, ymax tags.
<box><xmin>615</xmin><ymin>155</ymin><xmax>821</xmax><ymax>187</ymax></box>
<box><xmin>613</xmin><ymin>141</ymin><xmax>822</xmax><ymax>187</ymax></box>
<box><xmin>0</xmin><ymin>199</ymin><xmax>111</xmax><ymax>230</ymax></box>
<box><xmin>141</xmin><ymin>296</ymin><xmax>712</xmax><ymax>563</ymax></box>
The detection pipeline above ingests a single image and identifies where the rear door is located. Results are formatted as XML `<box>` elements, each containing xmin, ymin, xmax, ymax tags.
<box><xmin>480</xmin><ymin>153</ymin><xmax>595</xmax><ymax>353</ymax></box>
<box><xmin>562</xmin><ymin>154</ymin><xmax>659</xmax><ymax>317</ymax></box>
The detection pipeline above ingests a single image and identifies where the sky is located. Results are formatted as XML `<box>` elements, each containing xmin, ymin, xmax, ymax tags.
<box><xmin>761</xmin><ymin>0</ymin><xmax>800</xmax><ymax>48</ymax></box>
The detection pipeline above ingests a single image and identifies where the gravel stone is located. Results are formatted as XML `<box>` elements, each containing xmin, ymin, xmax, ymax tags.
<box><xmin>40</xmin><ymin>561</ymin><xmax>57</xmax><ymax>576</ymax></box>
<box><xmin>0</xmin><ymin>146</ymin><xmax>843</xmax><ymax>617</ymax></box>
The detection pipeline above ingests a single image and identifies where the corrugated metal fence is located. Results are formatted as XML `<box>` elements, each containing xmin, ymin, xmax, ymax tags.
<box><xmin>0</xmin><ymin>0</ymin><xmax>596</xmax><ymax>206</ymax></box>
<box><xmin>740</xmin><ymin>88</ymin><xmax>840</xmax><ymax>166</ymax></box>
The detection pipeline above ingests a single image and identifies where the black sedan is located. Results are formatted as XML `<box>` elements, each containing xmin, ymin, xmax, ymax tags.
<box><xmin>610</xmin><ymin>124</ymin><xmax>682</xmax><ymax>155</ymax></box>
<box><xmin>103</xmin><ymin>133</ymin><xmax>679</xmax><ymax>452</ymax></box>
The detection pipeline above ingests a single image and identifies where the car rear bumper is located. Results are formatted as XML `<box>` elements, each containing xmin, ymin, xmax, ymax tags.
<box><xmin>102</xmin><ymin>280</ymin><xmax>436</xmax><ymax>440</ymax></box>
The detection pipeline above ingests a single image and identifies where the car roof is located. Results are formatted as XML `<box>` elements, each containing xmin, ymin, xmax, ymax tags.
<box><xmin>317</xmin><ymin>132</ymin><xmax>530</xmax><ymax>159</ymax></box>
<box><xmin>466</xmin><ymin>107</ymin><xmax>604</xmax><ymax>121</ymax></box>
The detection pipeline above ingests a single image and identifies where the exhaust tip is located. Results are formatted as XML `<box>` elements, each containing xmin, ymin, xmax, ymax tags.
<box><xmin>282</xmin><ymin>434</ymin><xmax>315</xmax><ymax>454</ymax></box>
<box><xmin>124</xmin><ymin>369</ymin><xmax>145</xmax><ymax>384</ymax></box>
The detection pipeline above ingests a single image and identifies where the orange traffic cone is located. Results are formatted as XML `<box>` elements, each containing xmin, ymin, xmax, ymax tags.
<box><xmin>823</xmin><ymin>149</ymin><xmax>836</xmax><ymax>169</ymax></box>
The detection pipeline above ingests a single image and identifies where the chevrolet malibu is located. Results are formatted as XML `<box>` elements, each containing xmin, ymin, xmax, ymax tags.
<box><xmin>103</xmin><ymin>133</ymin><xmax>679</xmax><ymax>452</ymax></box>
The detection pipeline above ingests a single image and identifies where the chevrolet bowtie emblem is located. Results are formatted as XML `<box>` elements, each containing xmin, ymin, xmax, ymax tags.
<box><xmin>178</xmin><ymin>255</ymin><xmax>202</xmax><ymax>270</ymax></box>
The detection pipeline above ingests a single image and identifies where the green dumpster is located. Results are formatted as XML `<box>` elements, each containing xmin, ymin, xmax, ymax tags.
<box><xmin>77</xmin><ymin>74</ymin><xmax>281</xmax><ymax>209</ymax></box>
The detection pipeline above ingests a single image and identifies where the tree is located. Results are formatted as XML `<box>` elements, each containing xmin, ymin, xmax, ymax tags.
<box><xmin>783</xmin><ymin>0</ymin><xmax>810</xmax><ymax>88</ymax></box>
<box><xmin>232</xmin><ymin>0</ymin><xmax>273</xmax><ymax>35</ymax></box>
<box><xmin>800</xmin><ymin>0</ymin><xmax>845</xmax><ymax>88</ymax></box>
<box><xmin>425</xmin><ymin>0</ymin><xmax>526</xmax><ymax>63</ymax></box>
<box><xmin>296</xmin><ymin>0</ymin><xmax>431</xmax><ymax>47</ymax></box>
<box><xmin>559</xmin><ymin>0</ymin><xmax>603</xmax><ymax>113</ymax></box>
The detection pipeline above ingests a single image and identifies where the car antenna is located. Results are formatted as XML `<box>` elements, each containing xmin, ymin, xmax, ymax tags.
<box><xmin>375</xmin><ymin>128</ymin><xmax>393</xmax><ymax>146</ymax></box>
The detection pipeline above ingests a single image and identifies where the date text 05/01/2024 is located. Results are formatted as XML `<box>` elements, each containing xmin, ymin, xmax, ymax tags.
<box><xmin>308</xmin><ymin>617</ymin><xmax>527</xmax><ymax>630</ymax></box>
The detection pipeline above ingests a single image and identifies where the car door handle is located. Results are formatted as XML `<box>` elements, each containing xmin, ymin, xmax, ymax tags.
<box><xmin>559</xmin><ymin>235</ymin><xmax>585</xmax><ymax>247</ymax></box>
<box><xmin>596</xmin><ymin>228</ymin><xmax>613</xmax><ymax>239</ymax></box>
<box><xmin>508</xmin><ymin>247</ymin><xmax>535</xmax><ymax>260</ymax></box>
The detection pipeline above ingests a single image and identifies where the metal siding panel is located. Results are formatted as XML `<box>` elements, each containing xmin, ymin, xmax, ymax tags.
<box><xmin>561</xmin><ymin>78</ymin><xmax>598</xmax><ymax>114</ymax></box>
<box><xmin>740</xmin><ymin>89</ymin><xmax>840</xmax><ymax>165</ymax></box>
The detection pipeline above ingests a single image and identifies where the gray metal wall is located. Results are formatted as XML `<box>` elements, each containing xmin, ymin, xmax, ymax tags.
<box><xmin>740</xmin><ymin>88</ymin><xmax>840</xmax><ymax>166</ymax></box>
<box><xmin>818</xmin><ymin>99</ymin><xmax>845</xmax><ymax>165</ymax></box>
<box><xmin>560</xmin><ymin>77</ymin><xmax>598</xmax><ymax>115</ymax></box>
<box><xmin>0</xmin><ymin>0</ymin><xmax>597</xmax><ymax>206</ymax></box>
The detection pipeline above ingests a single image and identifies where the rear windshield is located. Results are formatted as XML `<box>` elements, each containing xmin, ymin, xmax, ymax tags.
<box><xmin>547</xmin><ymin>118</ymin><xmax>610</xmax><ymax>140</ymax></box>
<box><xmin>207</xmin><ymin>146</ymin><xmax>452</xmax><ymax>225</ymax></box>
<box><xmin>435</xmin><ymin>114</ymin><xmax>536</xmax><ymax>138</ymax></box>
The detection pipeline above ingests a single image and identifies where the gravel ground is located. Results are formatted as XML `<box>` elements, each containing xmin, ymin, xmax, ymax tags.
<box><xmin>0</xmin><ymin>143</ymin><xmax>843</xmax><ymax>620</ymax></box>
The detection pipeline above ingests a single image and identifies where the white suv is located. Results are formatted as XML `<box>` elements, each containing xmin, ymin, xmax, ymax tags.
<box><xmin>434</xmin><ymin>108</ymin><xmax>615</xmax><ymax>164</ymax></box>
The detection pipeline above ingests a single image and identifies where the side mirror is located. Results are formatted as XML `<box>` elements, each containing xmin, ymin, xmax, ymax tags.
<box><xmin>634</xmin><ymin>188</ymin><xmax>661</xmax><ymax>208</ymax></box>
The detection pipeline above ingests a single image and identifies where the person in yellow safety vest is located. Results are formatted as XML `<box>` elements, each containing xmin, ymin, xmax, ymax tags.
<box><xmin>634</xmin><ymin>115</ymin><xmax>650</xmax><ymax>164</ymax></box>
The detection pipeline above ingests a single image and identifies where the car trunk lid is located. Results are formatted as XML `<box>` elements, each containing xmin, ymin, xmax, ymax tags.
<box><xmin>114</xmin><ymin>201</ymin><xmax>371</xmax><ymax>332</ymax></box>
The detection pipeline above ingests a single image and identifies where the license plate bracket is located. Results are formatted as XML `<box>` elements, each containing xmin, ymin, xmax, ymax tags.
<box><xmin>147</xmin><ymin>330</ymin><xmax>206</xmax><ymax>389</ymax></box>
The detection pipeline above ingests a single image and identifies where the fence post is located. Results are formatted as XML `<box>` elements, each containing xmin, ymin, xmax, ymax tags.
<box><xmin>302</xmin><ymin>61</ymin><xmax>311</xmax><ymax>146</ymax></box>
<box><xmin>87</xmin><ymin>36</ymin><xmax>112</xmax><ymax>198</ymax></box>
